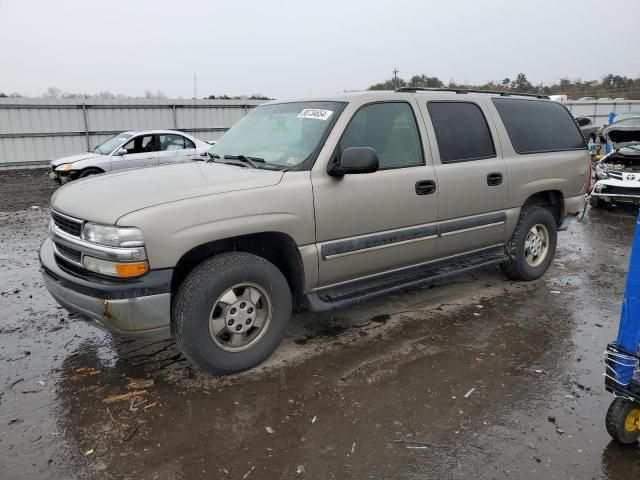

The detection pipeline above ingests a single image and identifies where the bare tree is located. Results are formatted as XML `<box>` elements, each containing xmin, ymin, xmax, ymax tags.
<box><xmin>96</xmin><ymin>90</ymin><xmax>116</xmax><ymax>99</ymax></box>
<box><xmin>144</xmin><ymin>89</ymin><xmax>167</xmax><ymax>99</ymax></box>
<box><xmin>44</xmin><ymin>86</ymin><xmax>62</xmax><ymax>99</ymax></box>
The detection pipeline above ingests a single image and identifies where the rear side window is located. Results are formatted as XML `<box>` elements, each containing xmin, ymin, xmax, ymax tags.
<box><xmin>427</xmin><ymin>102</ymin><xmax>496</xmax><ymax>163</ymax></box>
<box><xmin>492</xmin><ymin>98</ymin><xmax>585</xmax><ymax>154</ymax></box>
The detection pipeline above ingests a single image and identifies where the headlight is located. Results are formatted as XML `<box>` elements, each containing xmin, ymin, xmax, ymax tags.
<box><xmin>82</xmin><ymin>223</ymin><xmax>145</xmax><ymax>247</ymax></box>
<box><xmin>55</xmin><ymin>163</ymin><xmax>74</xmax><ymax>172</ymax></box>
<box><xmin>83</xmin><ymin>256</ymin><xmax>148</xmax><ymax>278</ymax></box>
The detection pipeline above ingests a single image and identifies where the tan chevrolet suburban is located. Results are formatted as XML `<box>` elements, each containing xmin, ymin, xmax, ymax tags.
<box><xmin>40</xmin><ymin>88</ymin><xmax>590</xmax><ymax>374</ymax></box>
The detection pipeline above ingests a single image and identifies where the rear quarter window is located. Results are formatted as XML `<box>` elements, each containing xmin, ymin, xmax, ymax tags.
<box><xmin>492</xmin><ymin>98</ymin><xmax>585</xmax><ymax>154</ymax></box>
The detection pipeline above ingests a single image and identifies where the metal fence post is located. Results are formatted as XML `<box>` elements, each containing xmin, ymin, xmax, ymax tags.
<box><xmin>81</xmin><ymin>103</ymin><xmax>90</xmax><ymax>151</ymax></box>
<box><xmin>172</xmin><ymin>104</ymin><xmax>178</xmax><ymax>130</ymax></box>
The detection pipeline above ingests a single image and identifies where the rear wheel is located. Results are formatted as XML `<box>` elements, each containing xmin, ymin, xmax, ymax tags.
<box><xmin>174</xmin><ymin>252</ymin><xmax>292</xmax><ymax>374</ymax></box>
<box><xmin>501</xmin><ymin>206</ymin><xmax>557</xmax><ymax>281</ymax></box>
<box><xmin>606</xmin><ymin>398</ymin><xmax>640</xmax><ymax>444</ymax></box>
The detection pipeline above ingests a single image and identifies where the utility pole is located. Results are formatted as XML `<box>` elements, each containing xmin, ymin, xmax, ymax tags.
<box><xmin>393</xmin><ymin>68</ymin><xmax>399</xmax><ymax>89</ymax></box>
<box><xmin>193</xmin><ymin>73</ymin><xmax>197</xmax><ymax>134</ymax></box>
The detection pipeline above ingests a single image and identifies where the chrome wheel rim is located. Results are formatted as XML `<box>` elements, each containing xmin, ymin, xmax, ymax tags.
<box><xmin>208</xmin><ymin>283</ymin><xmax>272</xmax><ymax>352</ymax></box>
<box><xmin>524</xmin><ymin>223</ymin><xmax>549</xmax><ymax>267</ymax></box>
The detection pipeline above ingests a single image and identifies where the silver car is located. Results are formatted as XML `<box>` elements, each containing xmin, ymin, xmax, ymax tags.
<box><xmin>51</xmin><ymin>130</ymin><xmax>210</xmax><ymax>183</ymax></box>
<box><xmin>575</xmin><ymin>116</ymin><xmax>599</xmax><ymax>144</ymax></box>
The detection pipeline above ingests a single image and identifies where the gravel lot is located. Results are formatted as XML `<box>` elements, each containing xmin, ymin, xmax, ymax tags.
<box><xmin>1</xmin><ymin>170</ymin><xmax>639</xmax><ymax>479</ymax></box>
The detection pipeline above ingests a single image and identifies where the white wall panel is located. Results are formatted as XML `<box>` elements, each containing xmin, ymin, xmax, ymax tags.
<box><xmin>0</xmin><ymin>99</ymin><xmax>263</xmax><ymax>165</ymax></box>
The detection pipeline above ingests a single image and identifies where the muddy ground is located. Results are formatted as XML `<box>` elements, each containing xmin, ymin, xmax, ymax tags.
<box><xmin>1</xmin><ymin>170</ymin><xmax>640</xmax><ymax>479</ymax></box>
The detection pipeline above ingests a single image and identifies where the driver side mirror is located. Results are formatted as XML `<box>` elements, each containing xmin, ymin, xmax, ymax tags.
<box><xmin>114</xmin><ymin>148</ymin><xmax>127</xmax><ymax>156</ymax></box>
<box><xmin>327</xmin><ymin>146</ymin><xmax>379</xmax><ymax>176</ymax></box>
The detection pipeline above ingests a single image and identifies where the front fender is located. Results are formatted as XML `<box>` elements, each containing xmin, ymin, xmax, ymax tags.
<box><xmin>116</xmin><ymin>172</ymin><xmax>316</xmax><ymax>270</ymax></box>
<box><xmin>60</xmin><ymin>156</ymin><xmax>110</xmax><ymax>173</ymax></box>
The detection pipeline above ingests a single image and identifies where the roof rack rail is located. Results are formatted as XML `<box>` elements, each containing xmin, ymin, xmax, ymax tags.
<box><xmin>395</xmin><ymin>87</ymin><xmax>549</xmax><ymax>99</ymax></box>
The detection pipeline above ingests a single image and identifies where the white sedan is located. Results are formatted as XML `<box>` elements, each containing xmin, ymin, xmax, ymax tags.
<box><xmin>51</xmin><ymin>130</ymin><xmax>211</xmax><ymax>183</ymax></box>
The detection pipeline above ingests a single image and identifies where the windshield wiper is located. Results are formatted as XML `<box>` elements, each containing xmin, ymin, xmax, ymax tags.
<box><xmin>223</xmin><ymin>154</ymin><xmax>265</xmax><ymax>168</ymax></box>
<box><xmin>207</xmin><ymin>153</ymin><xmax>265</xmax><ymax>168</ymax></box>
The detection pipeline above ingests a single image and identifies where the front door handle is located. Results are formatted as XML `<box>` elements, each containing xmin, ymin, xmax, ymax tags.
<box><xmin>487</xmin><ymin>172</ymin><xmax>503</xmax><ymax>186</ymax></box>
<box><xmin>415</xmin><ymin>180</ymin><xmax>436</xmax><ymax>195</ymax></box>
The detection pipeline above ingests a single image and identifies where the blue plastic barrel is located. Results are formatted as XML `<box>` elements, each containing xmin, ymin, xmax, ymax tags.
<box><xmin>614</xmin><ymin>212</ymin><xmax>640</xmax><ymax>385</ymax></box>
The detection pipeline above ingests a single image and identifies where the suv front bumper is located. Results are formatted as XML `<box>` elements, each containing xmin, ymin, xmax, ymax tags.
<box><xmin>40</xmin><ymin>238</ymin><xmax>172</xmax><ymax>338</ymax></box>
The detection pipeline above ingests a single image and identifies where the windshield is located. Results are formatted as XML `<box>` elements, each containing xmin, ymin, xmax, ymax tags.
<box><xmin>208</xmin><ymin>101</ymin><xmax>344</xmax><ymax>169</ymax></box>
<box><xmin>93</xmin><ymin>133</ymin><xmax>132</xmax><ymax>155</ymax></box>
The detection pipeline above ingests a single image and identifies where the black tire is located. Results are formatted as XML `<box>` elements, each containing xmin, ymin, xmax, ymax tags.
<box><xmin>501</xmin><ymin>205</ymin><xmax>557</xmax><ymax>281</ymax></box>
<box><xmin>78</xmin><ymin>168</ymin><xmax>103</xmax><ymax>178</ymax></box>
<box><xmin>606</xmin><ymin>398</ymin><xmax>640</xmax><ymax>444</ymax></box>
<box><xmin>174</xmin><ymin>252</ymin><xmax>292</xmax><ymax>374</ymax></box>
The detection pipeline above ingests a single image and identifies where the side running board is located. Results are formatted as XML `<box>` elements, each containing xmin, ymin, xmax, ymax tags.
<box><xmin>305</xmin><ymin>248</ymin><xmax>508</xmax><ymax>312</ymax></box>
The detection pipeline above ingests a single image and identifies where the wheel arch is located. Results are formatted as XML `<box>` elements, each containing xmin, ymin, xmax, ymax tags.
<box><xmin>171</xmin><ymin>231</ymin><xmax>306</xmax><ymax>300</ymax></box>
<box><xmin>522</xmin><ymin>190</ymin><xmax>564</xmax><ymax>225</ymax></box>
<box><xmin>76</xmin><ymin>166</ymin><xmax>105</xmax><ymax>178</ymax></box>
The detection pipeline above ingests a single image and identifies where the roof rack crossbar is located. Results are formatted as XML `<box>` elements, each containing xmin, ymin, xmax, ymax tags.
<box><xmin>394</xmin><ymin>87</ymin><xmax>549</xmax><ymax>99</ymax></box>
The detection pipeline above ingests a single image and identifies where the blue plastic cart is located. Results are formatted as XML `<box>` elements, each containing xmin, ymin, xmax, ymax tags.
<box><xmin>604</xmin><ymin>213</ymin><xmax>640</xmax><ymax>443</ymax></box>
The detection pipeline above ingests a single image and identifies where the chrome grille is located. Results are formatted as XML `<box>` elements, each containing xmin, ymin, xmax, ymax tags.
<box><xmin>54</xmin><ymin>242</ymin><xmax>82</xmax><ymax>263</ymax></box>
<box><xmin>51</xmin><ymin>211</ymin><xmax>82</xmax><ymax>237</ymax></box>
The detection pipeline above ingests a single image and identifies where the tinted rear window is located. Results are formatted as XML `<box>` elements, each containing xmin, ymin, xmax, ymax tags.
<box><xmin>492</xmin><ymin>98</ymin><xmax>585</xmax><ymax>154</ymax></box>
<box><xmin>427</xmin><ymin>102</ymin><xmax>496</xmax><ymax>163</ymax></box>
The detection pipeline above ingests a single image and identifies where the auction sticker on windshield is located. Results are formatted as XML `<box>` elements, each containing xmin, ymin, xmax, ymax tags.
<box><xmin>298</xmin><ymin>109</ymin><xmax>333</xmax><ymax>120</ymax></box>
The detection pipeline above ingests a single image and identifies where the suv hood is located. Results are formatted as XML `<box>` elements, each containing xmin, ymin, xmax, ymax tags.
<box><xmin>51</xmin><ymin>162</ymin><xmax>285</xmax><ymax>225</ymax></box>
<box><xmin>51</xmin><ymin>152</ymin><xmax>104</xmax><ymax>167</ymax></box>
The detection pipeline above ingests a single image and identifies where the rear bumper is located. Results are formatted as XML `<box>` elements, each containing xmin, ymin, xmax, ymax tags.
<box><xmin>39</xmin><ymin>238</ymin><xmax>172</xmax><ymax>338</ymax></box>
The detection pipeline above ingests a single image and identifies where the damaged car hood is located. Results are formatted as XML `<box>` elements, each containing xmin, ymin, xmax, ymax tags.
<box><xmin>51</xmin><ymin>162</ymin><xmax>285</xmax><ymax>224</ymax></box>
<box><xmin>603</xmin><ymin>116</ymin><xmax>640</xmax><ymax>147</ymax></box>
<box><xmin>51</xmin><ymin>152</ymin><xmax>104</xmax><ymax>168</ymax></box>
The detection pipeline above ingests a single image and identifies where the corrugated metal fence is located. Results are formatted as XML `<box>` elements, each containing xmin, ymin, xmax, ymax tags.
<box><xmin>2</xmin><ymin>97</ymin><xmax>640</xmax><ymax>168</ymax></box>
<box><xmin>0</xmin><ymin>98</ymin><xmax>264</xmax><ymax>167</ymax></box>
<box><xmin>564</xmin><ymin>99</ymin><xmax>640</xmax><ymax>126</ymax></box>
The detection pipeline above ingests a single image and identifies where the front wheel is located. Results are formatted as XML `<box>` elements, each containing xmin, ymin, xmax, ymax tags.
<box><xmin>174</xmin><ymin>252</ymin><xmax>292</xmax><ymax>374</ymax></box>
<box><xmin>78</xmin><ymin>168</ymin><xmax>103</xmax><ymax>179</ymax></box>
<box><xmin>606</xmin><ymin>398</ymin><xmax>640</xmax><ymax>444</ymax></box>
<box><xmin>501</xmin><ymin>206</ymin><xmax>557</xmax><ymax>281</ymax></box>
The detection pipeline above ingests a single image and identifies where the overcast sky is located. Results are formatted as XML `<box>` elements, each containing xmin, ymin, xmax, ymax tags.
<box><xmin>1</xmin><ymin>0</ymin><xmax>639</xmax><ymax>99</ymax></box>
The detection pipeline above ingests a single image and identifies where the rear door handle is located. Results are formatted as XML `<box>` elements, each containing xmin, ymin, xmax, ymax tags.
<box><xmin>487</xmin><ymin>172</ymin><xmax>503</xmax><ymax>186</ymax></box>
<box><xmin>415</xmin><ymin>180</ymin><xmax>436</xmax><ymax>195</ymax></box>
